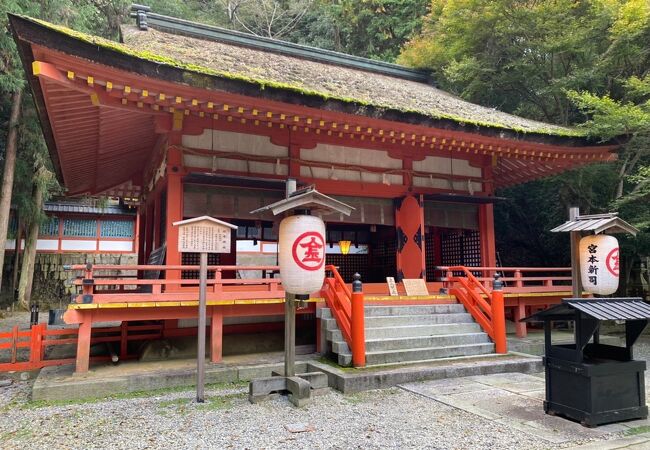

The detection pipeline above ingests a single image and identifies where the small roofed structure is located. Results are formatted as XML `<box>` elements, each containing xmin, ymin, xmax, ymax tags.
<box><xmin>551</xmin><ymin>213</ymin><xmax>639</xmax><ymax>236</ymax></box>
<box><xmin>524</xmin><ymin>298</ymin><xmax>650</xmax><ymax>426</ymax></box>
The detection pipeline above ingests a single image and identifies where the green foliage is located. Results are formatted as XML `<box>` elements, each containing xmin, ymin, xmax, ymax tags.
<box><xmin>398</xmin><ymin>0</ymin><xmax>648</xmax><ymax>124</ymax></box>
<box><xmin>403</xmin><ymin>1</ymin><xmax>650</xmax><ymax>294</ymax></box>
<box><xmin>288</xmin><ymin>0</ymin><xmax>430</xmax><ymax>61</ymax></box>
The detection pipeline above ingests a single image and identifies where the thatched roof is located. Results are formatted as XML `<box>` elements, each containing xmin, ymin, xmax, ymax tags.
<box><xmin>120</xmin><ymin>24</ymin><xmax>579</xmax><ymax>139</ymax></box>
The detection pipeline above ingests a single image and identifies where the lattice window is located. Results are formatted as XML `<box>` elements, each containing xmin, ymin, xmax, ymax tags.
<box><xmin>39</xmin><ymin>217</ymin><xmax>59</xmax><ymax>236</ymax></box>
<box><xmin>181</xmin><ymin>252</ymin><xmax>220</xmax><ymax>279</ymax></box>
<box><xmin>369</xmin><ymin>237</ymin><xmax>396</xmax><ymax>282</ymax></box>
<box><xmin>425</xmin><ymin>232</ymin><xmax>436</xmax><ymax>281</ymax></box>
<box><xmin>63</xmin><ymin>219</ymin><xmax>97</xmax><ymax>237</ymax></box>
<box><xmin>441</xmin><ymin>229</ymin><xmax>482</xmax><ymax>275</ymax></box>
<box><xmin>326</xmin><ymin>254</ymin><xmax>369</xmax><ymax>283</ymax></box>
<box><xmin>463</xmin><ymin>230</ymin><xmax>482</xmax><ymax>267</ymax></box>
<box><xmin>101</xmin><ymin>220</ymin><xmax>134</xmax><ymax>238</ymax></box>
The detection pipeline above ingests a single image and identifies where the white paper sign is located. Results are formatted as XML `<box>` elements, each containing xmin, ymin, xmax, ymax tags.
<box><xmin>386</xmin><ymin>277</ymin><xmax>399</xmax><ymax>296</ymax></box>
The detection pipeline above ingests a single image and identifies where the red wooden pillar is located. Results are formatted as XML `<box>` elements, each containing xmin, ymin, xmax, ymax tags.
<box><xmin>210</xmin><ymin>306</ymin><xmax>223</xmax><ymax>363</ymax></box>
<box><xmin>136</xmin><ymin>209</ymin><xmax>145</xmax><ymax>262</ymax></box>
<box><xmin>75</xmin><ymin>316</ymin><xmax>92</xmax><ymax>373</ymax></box>
<box><xmin>395</xmin><ymin>194</ymin><xmax>426</xmax><ymax>280</ymax></box>
<box><xmin>165</xmin><ymin>144</ymin><xmax>184</xmax><ymax>286</ymax></box>
<box><xmin>478</xmin><ymin>203</ymin><xmax>496</xmax><ymax>268</ymax></box>
<box><xmin>479</xmin><ymin>164</ymin><xmax>497</xmax><ymax>269</ymax></box>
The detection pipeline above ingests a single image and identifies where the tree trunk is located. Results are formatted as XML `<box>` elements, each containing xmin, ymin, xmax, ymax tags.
<box><xmin>17</xmin><ymin>178</ymin><xmax>44</xmax><ymax>310</ymax></box>
<box><xmin>0</xmin><ymin>89</ymin><xmax>23</xmax><ymax>295</ymax></box>
<box><xmin>11</xmin><ymin>213</ymin><xmax>23</xmax><ymax>292</ymax></box>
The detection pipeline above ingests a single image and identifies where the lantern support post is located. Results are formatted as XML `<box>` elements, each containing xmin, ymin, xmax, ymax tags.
<box><xmin>284</xmin><ymin>292</ymin><xmax>296</xmax><ymax>377</ymax></box>
<box><xmin>569</xmin><ymin>207</ymin><xmax>582</xmax><ymax>299</ymax></box>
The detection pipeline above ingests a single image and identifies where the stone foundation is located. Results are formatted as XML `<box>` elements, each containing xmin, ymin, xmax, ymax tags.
<box><xmin>2</xmin><ymin>252</ymin><xmax>137</xmax><ymax>307</ymax></box>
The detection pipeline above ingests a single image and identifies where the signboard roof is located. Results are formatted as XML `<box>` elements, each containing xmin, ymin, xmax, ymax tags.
<box><xmin>173</xmin><ymin>216</ymin><xmax>238</xmax><ymax>229</ymax></box>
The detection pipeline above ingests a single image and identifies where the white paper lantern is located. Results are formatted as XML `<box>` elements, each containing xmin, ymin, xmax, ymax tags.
<box><xmin>279</xmin><ymin>215</ymin><xmax>326</xmax><ymax>295</ymax></box>
<box><xmin>579</xmin><ymin>235</ymin><xmax>619</xmax><ymax>295</ymax></box>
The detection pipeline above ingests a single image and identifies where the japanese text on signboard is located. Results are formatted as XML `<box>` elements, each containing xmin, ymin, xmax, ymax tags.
<box><xmin>178</xmin><ymin>223</ymin><xmax>231</xmax><ymax>253</ymax></box>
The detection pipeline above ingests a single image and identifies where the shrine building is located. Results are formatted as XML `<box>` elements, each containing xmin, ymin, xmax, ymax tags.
<box><xmin>5</xmin><ymin>7</ymin><xmax>619</xmax><ymax>373</ymax></box>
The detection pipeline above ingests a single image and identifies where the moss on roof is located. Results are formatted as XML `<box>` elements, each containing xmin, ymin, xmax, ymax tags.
<box><xmin>27</xmin><ymin>16</ymin><xmax>584</xmax><ymax>138</ymax></box>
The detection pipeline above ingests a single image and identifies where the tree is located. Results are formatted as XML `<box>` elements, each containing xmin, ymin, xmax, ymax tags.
<box><xmin>219</xmin><ymin>0</ymin><xmax>314</xmax><ymax>38</ymax></box>
<box><xmin>288</xmin><ymin>0</ymin><xmax>430</xmax><ymax>61</ymax></box>
<box><xmin>398</xmin><ymin>0</ymin><xmax>619</xmax><ymax>124</ymax></box>
<box><xmin>1</xmin><ymin>0</ymin><xmax>119</xmax><ymax>304</ymax></box>
<box><xmin>400</xmin><ymin>0</ymin><xmax>650</xmax><ymax>294</ymax></box>
<box><xmin>0</xmin><ymin>0</ymin><xmax>28</xmax><ymax>296</ymax></box>
<box><xmin>17</xmin><ymin>165</ymin><xmax>48</xmax><ymax>309</ymax></box>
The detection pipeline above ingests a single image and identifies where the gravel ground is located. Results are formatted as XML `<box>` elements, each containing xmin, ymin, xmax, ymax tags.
<box><xmin>2</xmin><ymin>315</ymin><xmax>650</xmax><ymax>449</ymax></box>
<box><xmin>0</xmin><ymin>381</ymin><xmax>563</xmax><ymax>450</ymax></box>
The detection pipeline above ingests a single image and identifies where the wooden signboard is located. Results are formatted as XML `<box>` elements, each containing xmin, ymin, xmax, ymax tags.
<box><xmin>172</xmin><ymin>216</ymin><xmax>236</xmax><ymax>403</ymax></box>
<box><xmin>403</xmin><ymin>278</ymin><xmax>429</xmax><ymax>296</ymax></box>
<box><xmin>386</xmin><ymin>277</ymin><xmax>399</xmax><ymax>296</ymax></box>
<box><xmin>174</xmin><ymin>216</ymin><xmax>237</xmax><ymax>254</ymax></box>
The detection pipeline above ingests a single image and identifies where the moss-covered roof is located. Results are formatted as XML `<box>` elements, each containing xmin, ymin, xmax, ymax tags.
<box><xmin>120</xmin><ymin>25</ymin><xmax>582</xmax><ymax>137</ymax></box>
<box><xmin>17</xmin><ymin>14</ymin><xmax>584</xmax><ymax>139</ymax></box>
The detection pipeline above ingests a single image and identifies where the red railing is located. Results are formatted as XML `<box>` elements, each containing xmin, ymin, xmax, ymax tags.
<box><xmin>436</xmin><ymin>266</ymin><xmax>572</xmax><ymax>292</ymax></box>
<box><xmin>442</xmin><ymin>266</ymin><xmax>507</xmax><ymax>353</ymax></box>
<box><xmin>65</xmin><ymin>264</ymin><xmax>285</xmax><ymax>304</ymax></box>
<box><xmin>321</xmin><ymin>265</ymin><xmax>366</xmax><ymax>366</ymax></box>
<box><xmin>0</xmin><ymin>322</ymin><xmax>165</xmax><ymax>372</ymax></box>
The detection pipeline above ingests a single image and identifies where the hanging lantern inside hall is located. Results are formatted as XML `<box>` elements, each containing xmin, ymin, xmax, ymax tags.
<box><xmin>579</xmin><ymin>234</ymin><xmax>619</xmax><ymax>295</ymax></box>
<box><xmin>338</xmin><ymin>240</ymin><xmax>351</xmax><ymax>255</ymax></box>
<box><xmin>279</xmin><ymin>215</ymin><xmax>326</xmax><ymax>296</ymax></box>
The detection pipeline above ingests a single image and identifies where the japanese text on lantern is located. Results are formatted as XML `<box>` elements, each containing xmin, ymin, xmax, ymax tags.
<box><xmin>177</xmin><ymin>222</ymin><xmax>231</xmax><ymax>253</ymax></box>
<box><xmin>587</xmin><ymin>243</ymin><xmax>598</xmax><ymax>286</ymax></box>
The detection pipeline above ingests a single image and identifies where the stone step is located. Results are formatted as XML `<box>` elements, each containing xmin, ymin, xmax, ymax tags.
<box><xmin>327</xmin><ymin>323</ymin><xmax>483</xmax><ymax>341</ymax></box>
<box><xmin>317</xmin><ymin>304</ymin><xmax>464</xmax><ymax>320</ymax></box>
<box><xmin>363</xmin><ymin>304</ymin><xmax>465</xmax><ymax>316</ymax></box>
<box><xmin>338</xmin><ymin>343</ymin><xmax>495</xmax><ymax>366</ymax></box>
<box><xmin>364</xmin><ymin>313</ymin><xmax>475</xmax><ymax>327</ymax></box>
<box><xmin>331</xmin><ymin>332</ymin><xmax>490</xmax><ymax>354</ymax></box>
<box><xmin>364</xmin><ymin>333</ymin><xmax>491</xmax><ymax>352</ymax></box>
<box><xmin>307</xmin><ymin>354</ymin><xmax>544</xmax><ymax>394</ymax></box>
<box><xmin>330</xmin><ymin>339</ymin><xmax>350</xmax><ymax>356</ymax></box>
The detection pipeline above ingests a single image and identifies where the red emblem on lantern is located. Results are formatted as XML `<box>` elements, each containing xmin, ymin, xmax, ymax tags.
<box><xmin>606</xmin><ymin>247</ymin><xmax>619</xmax><ymax>277</ymax></box>
<box><xmin>292</xmin><ymin>231</ymin><xmax>325</xmax><ymax>271</ymax></box>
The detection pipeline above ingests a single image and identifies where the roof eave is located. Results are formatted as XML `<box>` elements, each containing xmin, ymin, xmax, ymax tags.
<box><xmin>9</xmin><ymin>14</ymin><xmax>608</xmax><ymax>148</ymax></box>
<box><xmin>9</xmin><ymin>14</ymin><xmax>65</xmax><ymax>185</ymax></box>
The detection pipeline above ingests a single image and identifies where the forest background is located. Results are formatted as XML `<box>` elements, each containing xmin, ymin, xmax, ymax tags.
<box><xmin>0</xmin><ymin>0</ymin><xmax>648</xmax><ymax>305</ymax></box>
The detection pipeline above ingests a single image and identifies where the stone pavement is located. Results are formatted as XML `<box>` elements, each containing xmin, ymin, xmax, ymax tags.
<box><xmin>400</xmin><ymin>372</ymin><xmax>650</xmax><ymax>447</ymax></box>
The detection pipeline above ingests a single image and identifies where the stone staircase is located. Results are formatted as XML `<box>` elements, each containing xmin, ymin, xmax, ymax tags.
<box><xmin>317</xmin><ymin>303</ymin><xmax>495</xmax><ymax>366</ymax></box>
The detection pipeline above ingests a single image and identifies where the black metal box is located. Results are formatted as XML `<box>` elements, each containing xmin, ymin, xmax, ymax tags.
<box><xmin>525</xmin><ymin>298</ymin><xmax>650</xmax><ymax>427</ymax></box>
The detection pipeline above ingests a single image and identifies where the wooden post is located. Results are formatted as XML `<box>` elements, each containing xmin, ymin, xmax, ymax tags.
<box><xmin>514</xmin><ymin>302</ymin><xmax>528</xmax><ymax>338</ymax></box>
<box><xmin>570</xmin><ymin>207</ymin><xmax>582</xmax><ymax>298</ymax></box>
<box><xmin>76</xmin><ymin>319</ymin><xmax>92</xmax><ymax>373</ymax></box>
<box><xmin>284</xmin><ymin>292</ymin><xmax>296</xmax><ymax>377</ymax></box>
<box><xmin>197</xmin><ymin>251</ymin><xmax>207</xmax><ymax>402</ymax></box>
<box><xmin>120</xmin><ymin>321</ymin><xmax>128</xmax><ymax>359</ymax></box>
<box><xmin>491</xmin><ymin>275</ymin><xmax>507</xmax><ymax>354</ymax></box>
<box><xmin>210</xmin><ymin>306</ymin><xmax>223</xmax><ymax>363</ymax></box>
<box><xmin>351</xmin><ymin>273</ymin><xmax>366</xmax><ymax>367</ymax></box>
<box><xmin>478</xmin><ymin>203</ymin><xmax>497</xmax><ymax>268</ymax></box>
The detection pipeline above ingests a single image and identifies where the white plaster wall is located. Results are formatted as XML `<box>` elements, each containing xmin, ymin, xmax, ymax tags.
<box><xmin>182</xmin><ymin>129</ymin><xmax>288</xmax><ymax>157</ymax></box>
<box><xmin>412</xmin><ymin>155</ymin><xmax>481</xmax><ymax>177</ymax></box>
